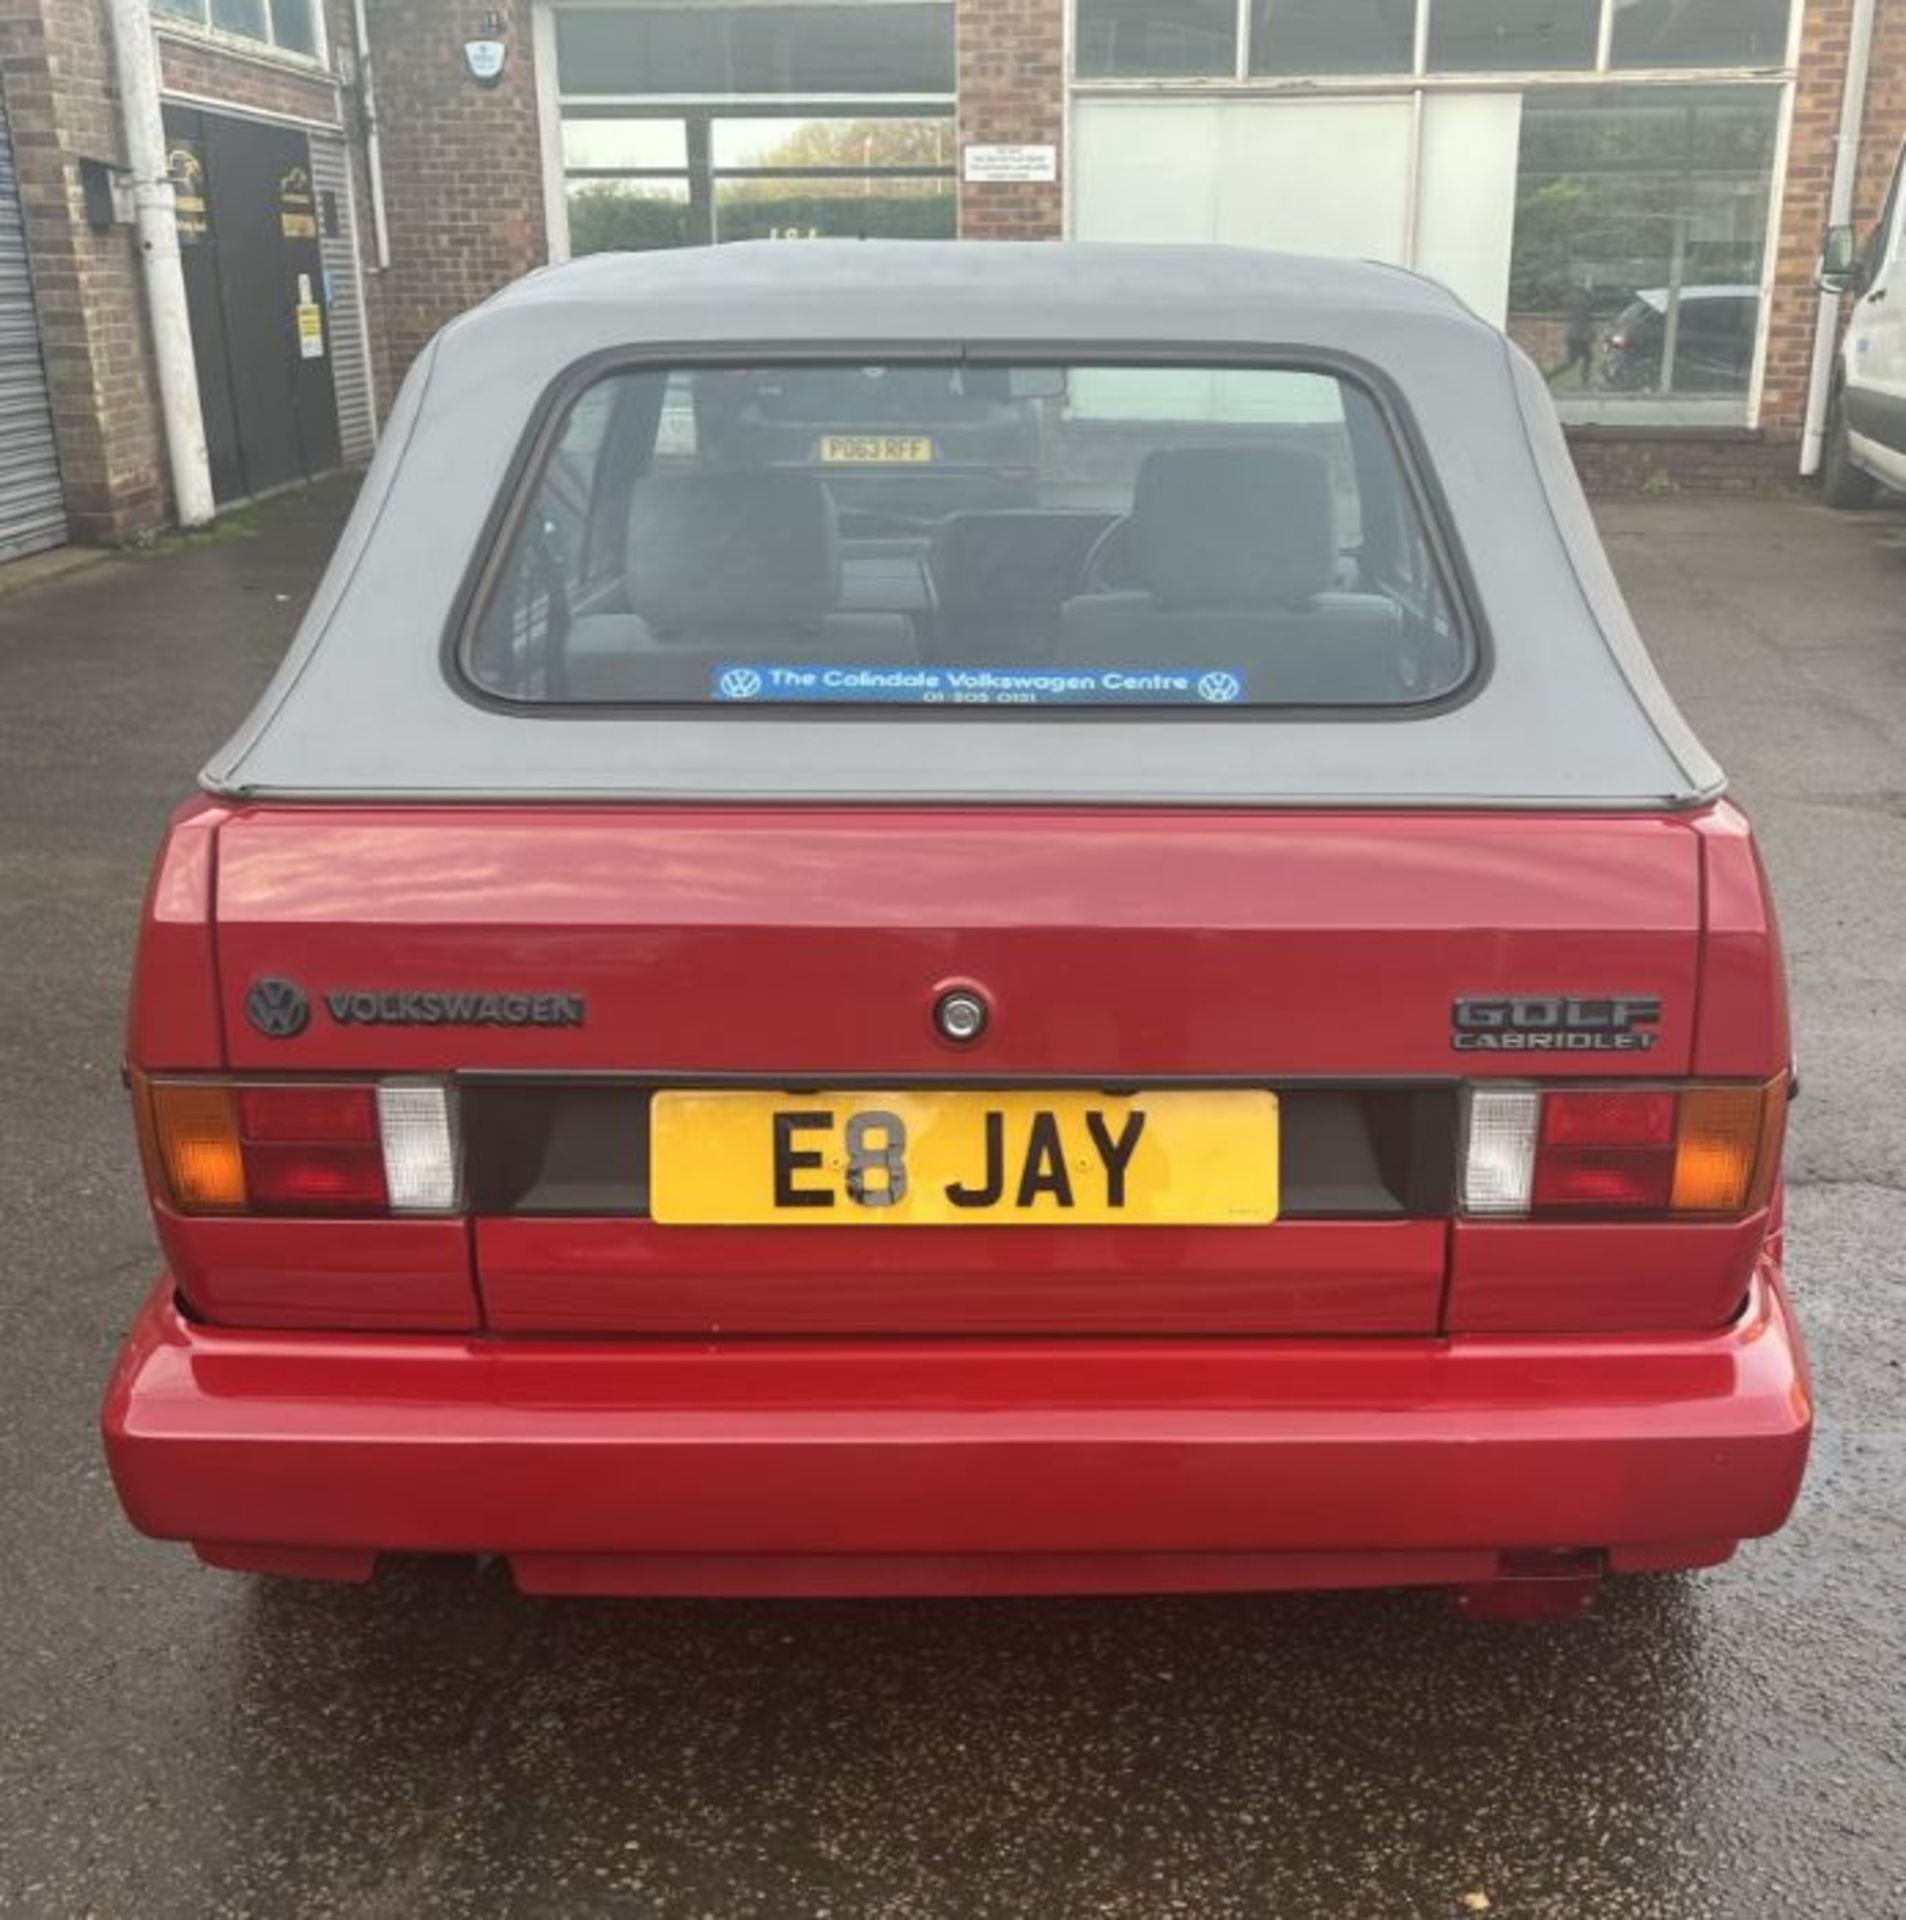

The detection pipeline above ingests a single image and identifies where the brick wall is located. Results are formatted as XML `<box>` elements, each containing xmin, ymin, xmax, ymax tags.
<box><xmin>0</xmin><ymin>0</ymin><xmax>537</xmax><ymax>545</ymax></box>
<box><xmin>361</xmin><ymin>0</ymin><xmax>544</xmax><ymax>384</ymax></box>
<box><xmin>1855</xmin><ymin>0</ymin><xmax>1906</xmax><ymax>234</ymax></box>
<box><xmin>0</xmin><ymin>0</ymin><xmax>386</xmax><ymax>542</ymax></box>
<box><xmin>1759</xmin><ymin>0</ymin><xmax>1906</xmax><ymax>443</ymax></box>
<box><xmin>956</xmin><ymin>0</ymin><xmax>1063</xmax><ymax>240</ymax></box>
<box><xmin>1565</xmin><ymin>431</ymin><xmax>1802</xmax><ymax>496</ymax></box>
<box><xmin>156</xmin><ymin>27</ymin><xmax>337</xmax><ymax>121</ymax></box>
<box><xmin>1760</xmin><ymin>0</ymin><xmax>1853</xmax><ymax>439</ymax></box>
<box><xmin>0</xmin><ymin>0</ymin><xmax>168</xmax><ymax>539</ymax></box>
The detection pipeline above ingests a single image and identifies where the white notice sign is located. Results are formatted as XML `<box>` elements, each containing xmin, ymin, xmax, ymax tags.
<box><xmin>962</xmin><ymin>144</ymin><xmax>1058</xmax><ymax>184</ymax></box>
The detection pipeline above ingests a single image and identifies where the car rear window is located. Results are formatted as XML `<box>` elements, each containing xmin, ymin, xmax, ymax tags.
<box><xmin>461</xmin><ymin>361</ymin><xmax>1473</xmax><ymax>711</ymax></box>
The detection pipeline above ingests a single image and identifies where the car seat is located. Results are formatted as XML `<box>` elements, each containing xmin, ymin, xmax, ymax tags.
<box><xmin>1054</xmin><ymin>447</ymin><xmax>1406</xmax><ymax>704</ymax></box>
<box><xmin>565</xmin><ymin>470</ymin><xmax>916</xmax><ymax>700</ymax></box>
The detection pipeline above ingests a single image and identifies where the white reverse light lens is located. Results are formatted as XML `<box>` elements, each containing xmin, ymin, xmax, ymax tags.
<box><xmin>376</xmin><ymin>1081</ymin><xmax>460</xmax><ymax>1212</ymax></box>
<box><xmin>1462</xmin><ymin>1087</ymin><xmax>1541</xmax><ymax>1216</ymax></box>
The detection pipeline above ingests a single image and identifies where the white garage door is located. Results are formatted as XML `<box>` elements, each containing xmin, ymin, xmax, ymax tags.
<box><xmin>0</xmin><ymin>88</ymin><xmax>65</xmax><ymax>562</ymax></box>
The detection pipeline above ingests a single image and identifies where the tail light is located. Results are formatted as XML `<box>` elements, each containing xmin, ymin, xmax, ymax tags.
<box><xmin>136</xmin><ymin>1077</ymin><xmax>460</xmax><ymax>1216</ymax></box>
<box><xmin>1461</xmin><ymin>1079</ymin><xmax>1784</xmax><ymax>1220</ymax></box>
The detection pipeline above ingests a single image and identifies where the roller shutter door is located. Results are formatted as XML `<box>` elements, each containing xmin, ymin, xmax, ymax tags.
<box><xmin>309</xmin><ymin>135</ymin><xmax>375</xmax><ymax>465</ymax></box>
<box><xmin>0</xmin><ymin>89</ymin><xmax>66</xmax><ymax>561</ymax></box>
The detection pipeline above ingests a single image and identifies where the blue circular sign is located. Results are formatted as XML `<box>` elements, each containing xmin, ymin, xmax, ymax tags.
<box><xmin>1196</xmin><ymin>671</ymin><xmax>1243</xmax><ymax>705</ymax></box>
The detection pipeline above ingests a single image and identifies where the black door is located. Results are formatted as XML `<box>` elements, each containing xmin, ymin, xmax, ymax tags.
<box><xmin>166</xmin><ymin>107</ymin><xmax>341</xmax><ymax>505</ymax></box>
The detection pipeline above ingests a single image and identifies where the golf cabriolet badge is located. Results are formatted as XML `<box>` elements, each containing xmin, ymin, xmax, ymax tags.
<box><xmin>1451</xmin><ymin>994</ymin><xmax>1661</xmax><ymax>1052</ymax></box>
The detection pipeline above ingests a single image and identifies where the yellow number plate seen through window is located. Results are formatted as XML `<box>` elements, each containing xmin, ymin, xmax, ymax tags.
<box><xmin>817</xmin><ymin>435</ymin><xmax>935</xmax><ymax>464</ymax></box>
<box><xmin>649</xmin><ymin>1090</ymin><xmax>1279</xmax><ymax>1226</ymax></box>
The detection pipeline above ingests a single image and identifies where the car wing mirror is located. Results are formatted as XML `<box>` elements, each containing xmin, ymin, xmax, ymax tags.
<box><xmin>1817</xmin><ymin>223</ymin><xmax>1864</xmax><ymax>296</ymax></box>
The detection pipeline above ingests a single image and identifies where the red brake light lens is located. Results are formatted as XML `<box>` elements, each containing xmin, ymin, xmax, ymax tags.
<box><xmin>237</xmin><ymin>1085</ymin><xmax>378</xmax><ymax>1144</ymax></box>
<box><xmin>1531</xmin><ymin>1089</ymin><xmax>1677</xmax><ymax>1212</ymax></box>
<box><xmin>235</xmin><ymin>1085</ymin><xmax>385</xmax><ymax>1214</ymax></box>
<box><xmin>244</xmin><ymin>1141</ymin><xmax>389</xmax><ymax>1211</ymax></box>
<box><xmin>1539</xmin><ymin>1090</ymin><xmax>1675</xmax><ymax>1148</ymax></box>
<box><xmin>1532</xmin><ymin>1142</ymin><xmax>1676</xmax><ymax>1212</ymax></box>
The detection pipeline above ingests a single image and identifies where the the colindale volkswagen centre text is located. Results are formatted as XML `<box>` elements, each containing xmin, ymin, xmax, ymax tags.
<box><xmin>713</xmin><ymin>665</ymin><xmax>1247</xmax><ymax>706</ymax></box>
<box><xmin>325</xmin><ymin>991</ymin><xmax>587</xmax><ymax>1027</ymax></box>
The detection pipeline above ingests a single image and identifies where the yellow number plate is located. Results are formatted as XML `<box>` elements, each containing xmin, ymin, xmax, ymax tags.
<box><xmin>817</xmin><ymin>434</ymin><xmax>935</xmax><ymax>464</ymax></box>
<box><xmin>649</xmin><ymin>1090</ymin><xmax>1278</xmax><ymax>1227</ymax></box>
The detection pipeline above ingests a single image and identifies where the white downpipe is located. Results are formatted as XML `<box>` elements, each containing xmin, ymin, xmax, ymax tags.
<box><xmin>1799</xmin><ymin>0</ymin><xmax>1879</xmax><ymax>476</ymax></box>
<box><xmin>352</xmin><ymin>0</ymin><xmax>392</xmax><ymax>269</ymax></box>
<box><xmin>106</xmin><ymin>0</ymin><xmax>213</xmax><ymax>526</ymax></box>
<box><xmin>532</xmin><ymin>2</ymin><xmax>569</xmax><ymax>262</ymax></box>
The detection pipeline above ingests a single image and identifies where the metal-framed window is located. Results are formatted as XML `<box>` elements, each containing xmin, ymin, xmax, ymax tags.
<box><xmin>152</xmin><ymin>0</ymin><xmax>327</xmax><ymax>66</ymax></box>
<box><xmin>1066</xmin><ymin>0</ymin><xmax>1801</xmax><ymax>430</ymax></box>
<box><xmin>560</xmin><ymin>105</ymin><xmax>957</xmax><ymax>252</ymax></box>
<box><xmin>1073</xmin><ymin>0</ymin><xmax>1795</xmax><ymax>84</ymax></box>
<box><xmin>544</xmin><ymin>0</ymin><xmax>956</xmax><ymax>259</ymax></box>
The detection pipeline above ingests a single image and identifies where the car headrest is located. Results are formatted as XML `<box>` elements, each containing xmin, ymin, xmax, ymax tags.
<box><xmin>627</xmin><ymin>471</ymin><xmax>839</xmax><ymax>630</ymax></box>
<box><xmin>1131</xmin><ymin>447</ymin><xmax>1336</xmax><ymax>609</ymax></box>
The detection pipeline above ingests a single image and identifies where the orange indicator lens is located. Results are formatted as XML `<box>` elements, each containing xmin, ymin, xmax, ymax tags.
<box><xmin>147</xmin><ymin>1081</ymin><xmax>246</xmax><ymax>1213</ymax></box>
<box><xmin>1670</xmin><ymin>1086</ymin><xmax>1766</xmax><ymax>1214</ymax></box>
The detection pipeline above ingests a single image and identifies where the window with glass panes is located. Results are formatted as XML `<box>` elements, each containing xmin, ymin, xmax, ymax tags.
<box><xmin>1074</xmin><ymin>0</ymin><xmax>1793</xmax><ymax>78</ymax></box>
<box><xmin>1069</xmin><ymin>0</ymin><xmax>1793</xmax><ymax>425</ymax></box>
<box><xmin>554</xmin><ymin>4</ymin><xmax>956</xmax><ymax>255</ymax></box>
<box><xmin>153</xmin><ymin>0</ymin><xmax>321</xmax><ymax>57</ymax></box>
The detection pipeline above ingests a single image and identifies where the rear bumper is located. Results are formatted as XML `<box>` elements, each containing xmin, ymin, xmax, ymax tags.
<box><xmin>102</xmin><ymin>1269</ymin><xmax>1811</xmax><ymax>1597</ymax></box>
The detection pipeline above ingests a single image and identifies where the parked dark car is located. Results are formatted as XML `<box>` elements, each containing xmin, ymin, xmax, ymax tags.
<box><xmin>1601</xmin><ymin>285</ymin><xmax>1759</xmax><ymax>393</ymax></box>
<box><xmin>693</xmin><ymin>362</ymin><xmax>1053</xmax><ymax>520</ymax></box>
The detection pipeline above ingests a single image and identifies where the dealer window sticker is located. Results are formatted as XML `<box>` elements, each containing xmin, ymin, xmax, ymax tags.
<box><xmin>712</xmin><ymin>665</ymin><xmax>1248</xmax><ymax>707</ymax></box>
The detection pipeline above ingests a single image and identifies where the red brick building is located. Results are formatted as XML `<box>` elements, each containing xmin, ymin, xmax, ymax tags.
<box><xmin>0</xmin><ymin>0</ymin><xmax>1902</xmax><ymax>553</ymax></box>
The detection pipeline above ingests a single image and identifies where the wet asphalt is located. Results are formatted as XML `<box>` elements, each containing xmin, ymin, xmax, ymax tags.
<box><xmin>0</xmin><ymin>481</ymin><xmax>1903</xmax><ymax>1918</ymax></box>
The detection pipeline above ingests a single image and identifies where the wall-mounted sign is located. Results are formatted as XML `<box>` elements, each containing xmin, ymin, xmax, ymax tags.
<box><xmin>168</xmin><ymin>142</ymin><xmax>207</xmax><ymax>243</ymax></box>
<box><xmin>279</xmin><ymin>165</ymin><xmax>317</xmax><ymax>239</ymax></box>
<box><xmin>464</xmin><ymin>39</ymin><xmax>507</xmax><ymax>86</ymax></box>
<box><xmin>962</xmin><ymin>144</ymin><xmax>1058</xmax><ymax>185</ymax></box>
<box><xmin>295</xmin><ymin>271</ymin><xmax>325</xmax><ymax>361</ymax></box>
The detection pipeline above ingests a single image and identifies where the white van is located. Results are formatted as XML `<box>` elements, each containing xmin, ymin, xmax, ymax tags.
<box><xmin>1820</xmin><ymin>138</ymin><xmax>1906</xmax><ymax>508</ymax></box>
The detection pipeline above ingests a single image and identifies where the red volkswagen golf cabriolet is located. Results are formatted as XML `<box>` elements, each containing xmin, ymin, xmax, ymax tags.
<box><xmin>103</xmin><ymin>243</ymin><xmax>1809</xmax><ymax>1617</ymax></box>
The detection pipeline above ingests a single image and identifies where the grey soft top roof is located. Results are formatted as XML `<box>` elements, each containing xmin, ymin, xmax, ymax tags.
<box><xmin>205</xmin><ymin>241</ymin><xmax>1722</xmax><ymax>809</ymax></box>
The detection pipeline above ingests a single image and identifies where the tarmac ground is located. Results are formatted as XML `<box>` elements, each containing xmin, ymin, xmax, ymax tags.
<box><xmin>0</xmin><ymin>480</ymin><xmax>1903</xmax><ymax>1918</ymax></box>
